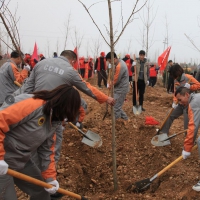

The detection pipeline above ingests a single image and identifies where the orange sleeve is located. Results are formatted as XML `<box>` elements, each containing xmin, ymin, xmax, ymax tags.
<box><xmin>11</xmin><ymin>64</ymin><xmax>28</xmax><ymax>84</ymax></box>
<box><xmin>41</xmin><ymin>133</ymin><xmax>57</xmax><ymax>181</ymax></box>
<box><xmin>185</xmin><ymin>74</ymin><xmax>200</xmax><ymax>91</ymax></box>
<box><xmin>78</xmin><ymin>106</ymin><xmax>85</xmax><ymax>122</ymax></box>
<box><xmin>76</xmin><ymin>72</ymin><xmax>108</xmax><ymax>104</ymax></box>
<box><xmin>0</xmin><ymin>98</ymin><xmax>45</xmax><ymax>160</ymax></box>
<box><xmin>184</xmin><ymin>105</ymin><xmax>195</xmax><ymax>152</ymax></box>
<box><xmin>113</xmin><ymin>63</ymin><xmax>121</xmax><ymax>85</ymax></box>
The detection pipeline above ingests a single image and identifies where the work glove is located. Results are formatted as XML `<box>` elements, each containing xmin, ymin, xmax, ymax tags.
<box><xmin>94</xmin><ymin>70</ymin><xmax>97</xmax><ymax>74</ymax></box>
<box><xmin>172</xmin><ymin>102</ymin><xmax>178</xmax><ymax>109</ymax></box>
<box><xmin>182</xmin><ymin>150</ymin><xmax>191</xmax><ymax>159</ymax></box>
<box><xmin>184</xmin><ymin>83</ymin><xmax>191</xmax><ymax>89</ymax></box>
<box><xmin>44</xmin><ymin>180</ymin><xmax>59</xmax><ymax>194</ymax></box>
<box><xmin>132</xmin><ymin>61</ymin><xmax>136</xmax><ymax>66</ymax></box>
<box><xmin>108</xmin><ymin>64</ymin><xmax>112</xmax><ymax>69</ymax></box>
<box><xmin>0</xmin><ymin>160</ymin><xmax>8</xmax><ymax>175</ymax></box>
<box><xmin>146</xmin><ymin>81</ymin><xmax>149</xmax><ymax>86</ymax></box>
<box><xmin>24</xmin><ymin>65</ymin><xmax>31</xmax><ymax>71</ymax></box>
<box><xmin>76</xmin><ymin>122</ymin><xmax>81</xmax><ymax>128</ymax></box>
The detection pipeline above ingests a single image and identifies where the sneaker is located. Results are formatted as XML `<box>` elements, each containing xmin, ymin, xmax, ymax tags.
<box><xmin>192</xmin><ymin>181</ymin><xmax>200</xmax><ymax>191</ymax></box>
<box><xmin>142</xmin><ymin>108</ymin><xmax>145</xmax><ymax>111</ymax></box>
<box><xmin>98</xmin><ymin>86</ymin><xmax>102</xmax><ymax>89</ymax></box>
<box><xmin>51</xmin><ymin>192</ymin><xmax>64</xmax><ymax>200</ymax></box>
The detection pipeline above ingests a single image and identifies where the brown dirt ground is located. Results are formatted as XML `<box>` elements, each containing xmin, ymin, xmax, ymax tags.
<box><xmin>17</xmin><ymin>78</ymin><xmax>200</xmax><ymax>200</ymax></box>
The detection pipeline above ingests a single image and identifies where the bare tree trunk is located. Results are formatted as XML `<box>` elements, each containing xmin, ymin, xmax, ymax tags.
<box><xmin>107</xmin><ymin>0</ymin><xmax>118</xmax><ymax>191</ymax></box>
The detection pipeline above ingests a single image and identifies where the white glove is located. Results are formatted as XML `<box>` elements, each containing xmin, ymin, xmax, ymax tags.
<box><xmin>184</xmin><ymin>83</ymin><xmax>191</xmax><ymax>89</ymax></box>
<box><xmin>95</xmin><ymin>70</ymin><xmax>97</xmax><ymax>74</ymax></box>
<box><xmin>172</xmin><ymin>102</ymin><xmax>178</xmax><ymax>109</ymax></box>
<box><xmin>146</xmin><ymin>81</ymin><xmax>149</xmax><ymax>86</ymax></box>
<box><xmin>44</xmin><ymin>180</ymin><xmax>59</xmax><ymax>194</ymax></box>
<box><xmin>0</xmin><ymin>160</ymin><xmax>8</xmax><ymax>175</ymax></box>
<box><xmin>76</xmin><ymin>122</ymin><xmax>81</xmax><ymax>128</ymax></box>
<box><xmin>24</xmin><ymin>65</ymin><xmax>31</xmax><ymax>71</ymax></box>
<box><xmin>108</xmin><ymin>64</ymin><xmax>112</xmax><ymax>69</ymax></box>
<box><xmin>132</xmin><ymin>61</ymin><xmax>136</xmax><ymax>66</ymax></box>
<box><xmin>182</xmin><ymin>150</ymin><xmax>191</xmax><ymax>159</ymax></box>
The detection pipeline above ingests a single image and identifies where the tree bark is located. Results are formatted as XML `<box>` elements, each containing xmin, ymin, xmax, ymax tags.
<box><xmin>107</xmin><ymin>0</ymin><xmax>118</xmax><ymax>191</ymax></box>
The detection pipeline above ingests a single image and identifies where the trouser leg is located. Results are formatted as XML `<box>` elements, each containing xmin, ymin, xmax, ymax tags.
<box><xmin>114</xmin><ymin>93</ymin><xmax>128</xmax><ymax>120</ymax></box>
<box><xmin>152</xmin><ymin>77</ymin><xmax>157</xmax><ymax>87</ymax></box>
<box><xmin>102</xmin><ymin>70</ymin><xmax>107</xmax><ymax>87</ymax></box>
<box><xmin>97</xmin><ymin>71</ymin><xmax>102</xmax><ymax>87</ymax></box>
<box><xmin>161</xmin><ymin>105</ymin><xmax>184</xmax><ymax>134</ymax></box>
<box><xmin>138</xmin><ymin>80</ymin><xmax>145</xmax><ymax>106</ymax></box>
<box><xmin>54</xmin><ymin>125</ymin><xmax>63</xmax><ymax>163</ymax></box>
<box><xmin>132</xmin><ymin>81</ymin><xmax>136</xmax><ymax>106</ymax></box>
<box><xmin>183</xmin><ymin>108</ymin><xmax>189</xmax><ymax>131</ymax></box>
<box><xmin>0</xmin><ymin>174</ymin><xmax>17</xmax><ymax>200</ymax></box>
<box><xmin>14</xmin><ymin>160</ymin><xmax>51</xmax><ymax>200</ymax></box>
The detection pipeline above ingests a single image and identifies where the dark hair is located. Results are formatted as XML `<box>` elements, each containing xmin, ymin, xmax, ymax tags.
<box><xmin>139</xmin><ymin>50</ymin><xmax>145</xmax><ymax>55</ymax></box>
<box><xmin>168</xmin><ymin>60</ymin><xmax>172</xmax><ymax>63</ymax></box>
<box><xmin>170</xmin><ymin>64</ymin><xmax>184</xmax><ymax>79</ymax></box>
<box><xmin>60</xmin><ymin>50</ymin><xmax>77</xmax><ymax>61</ymax></box>
<box><xmin>11</xmin><ymin>50</ymin><xmax>23</xmax><ymax>58</ymax></box>
<box><xmin>53</xmin><ymin>52</ymin><xmax>58</xmax><ymax>57</ymax></box>
<box><xmin>175</xmin><ymin>86</ymin><xmax>191</xmax><ymax>96</ymax></box>
<box><xmin>32</xmin><ymin>84</ymin><xmax>81</xmax><ymax>122</ymax></box>
<box><xmin>105</xmin><ymin>52</ymin><xmax>117</xmax><ymax>60</ymax></box>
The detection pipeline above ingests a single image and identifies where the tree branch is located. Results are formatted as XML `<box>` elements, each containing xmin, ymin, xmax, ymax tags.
<box><xmin>114</xmin><ymin>0</ymin><xmax>148</xmax><ymax>45</ymax></box>
<box><xmin>78</xmin><ymin>0</ymin><xmax>110</xmax><ymax>46</ymax></box>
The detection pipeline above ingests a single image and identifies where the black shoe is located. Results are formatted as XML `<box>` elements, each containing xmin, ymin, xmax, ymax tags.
<box><xmin>51</xmin><ymin>192</ymin><xmax>64</xmax><ymax>200</ymax></box>
<box><xmin>142</xmin><ymin>108</ymin><xmax>145</xmax><ymax>111</ymax></box>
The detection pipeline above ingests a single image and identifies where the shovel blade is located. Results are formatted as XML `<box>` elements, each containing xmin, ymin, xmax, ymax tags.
<box><xmin>133</xmin><ymin>105</ymin><xmax>142</xmax><ymax>115</ymax></box>
<box><xmin>81</xmin><ymin>130</ymin><xmax>102</xmax><ymax>148</ymax></box>
<box><xmin>127</xmin><ymin>178</ymin><xmax>151</xmax><ymax>193</ymax></box>
<box><xmin>151</xmin><ymin>134</ymin><xmax>171</xmax><ymax>146</ymax></box>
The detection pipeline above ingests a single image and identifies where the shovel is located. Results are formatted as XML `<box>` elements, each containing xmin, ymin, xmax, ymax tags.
<box><xmin>151</xmin><ymin>129</ymin><xmax>187</xmax><ymax>147</ymax></box>
<box><xmin>133</xmin><ymin>64</ymin><xmax>142</xmax><ymax>115</ymax></box>
<box><xmin>127</xmin><ymin>144</ymin><xmax>197</xmax><ymax>193</ymax></box>
<box><xmin>69</xmin><ymin>122</ymin><xmax>102</xmax><ymax>148</ymax></box>
<box><xmin>7</xmin><ymin>169</ymin><xmax>88</xmax><ymax>200</ymax></box>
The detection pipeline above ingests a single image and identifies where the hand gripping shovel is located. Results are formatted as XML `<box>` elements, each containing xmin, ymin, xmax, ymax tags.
<box><xmin>69</xmin><ymin>122</ymin><xmax>102</xmax><ymax>148</ymax></box>
<box><xmin>151</xmin><ymin>129</ymin><xmax>187</xmax><ymax>147</ymax></box>
<box><xmin>127</xmin><ymin>144</ymin><xmax>197</xmax><ymax>193</ymax></box>
<box><xmin>133</xmin><ymin>64</ymin><xmax>142</xmax><ymax>115</ymax></box>
<box><xmin>7</xmin><ymin>169</ymin><xmax>88</xmax><ymax>200</ymax></box>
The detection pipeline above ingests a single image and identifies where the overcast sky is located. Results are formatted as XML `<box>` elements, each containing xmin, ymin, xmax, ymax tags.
<box><xmin>2</xmin><ymin>0</ymin><xmax>200</xmax><ymax>63</ymax></box>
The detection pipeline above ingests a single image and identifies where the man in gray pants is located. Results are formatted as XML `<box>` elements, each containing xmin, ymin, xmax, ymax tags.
<box><xmin>105</xmin><ymin>52</ymin><xmax>129</xmax><ymax>120</ymax></box>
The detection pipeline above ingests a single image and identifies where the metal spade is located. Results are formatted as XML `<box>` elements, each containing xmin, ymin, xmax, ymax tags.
<box><xmin>69</xmin><ymin>122</ymin><xmax>102</xmax><ymax>148</ymax></box>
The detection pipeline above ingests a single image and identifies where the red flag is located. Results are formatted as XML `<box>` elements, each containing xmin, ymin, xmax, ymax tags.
<box><xmin>73</xmin><ymin>47</ymin><xmax>79</xmax><ymax>70</ymax></box>
<box><xmin>158</xmin><ymin>46</ymin><xmax>171</xmax><ymax>71</ymax></box>
<box><xmin>31</xmin><ymin>42</ymin><xmax>38</xmax><ymax>61</ymax></box>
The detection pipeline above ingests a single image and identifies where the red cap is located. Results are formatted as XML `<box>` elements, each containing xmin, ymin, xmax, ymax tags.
<box><xmin>100</xmin><ymin>52</ymin><xmax>105</xmax><ymax>57</ymax></box>
<box><xmin>125</xmin><ymin>54</ymin><xmax>130</xmax><ymax>58</ymax></box>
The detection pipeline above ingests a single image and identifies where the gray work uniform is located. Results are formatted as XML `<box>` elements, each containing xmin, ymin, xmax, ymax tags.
<box><xmin>0</xmin><ymin>60</ymin><xmax>28</xmax><ymax>104</ymax></box>
<box><xmin>113</xmin><ymin>60</ymin><xmax>129</xmax><ymax>120</ymax></box>
<box><xmin>0</xmin><ymin>94</ymin><xmax>60</xmax><ymax>200</ymax></box>
<box><xmin>14</xmin><ymin>56</ymin><xmax>108</xmax><ymax>164</ymax></box>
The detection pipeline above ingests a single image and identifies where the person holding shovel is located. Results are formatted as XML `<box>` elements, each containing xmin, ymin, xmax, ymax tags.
<box><xmin>174</xmin><ymin>86</ymin><xmax>200</xmax><ymax>191</ymax></box>
<box><xmin>105</xmin><ymin>52</ymin><xmax>129</xmax><ymax>120</ymax></box>
<box><xmin>159</xmin><ymin>64</ymin><xmax>200</xmax><ymax>139</ymax></box>
<box><xmin>0</xmin><ymin>84</ymin><xmax>81</xmax><ymax>200</ymax></box>
<box><xmin>0</xmin><ymin>50</ymin><xmax>30</xmax><ymax>107</ymax></box>
<box><xmin>131</xmin><ymin>50</ymin><xmax>149</xmax><ymax>112</ymax></box>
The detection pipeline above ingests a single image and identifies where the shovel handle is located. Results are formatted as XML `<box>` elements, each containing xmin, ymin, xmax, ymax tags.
<box><xmin>159</xmin><ymin>108</ymin><xmax>174</xmax><ymax>131</ymax></box>
<box><xmin>14</xmin><ymin>81</ymin><xmax>22</xmax><ymax>87</ymax></box>
<box><xmin>157</xmin><ymin>145</ymin><xmax>197</xmax><ymax>177</ymax></box>
<box><xmin>7</xmin><ymin>169</ymin><xmax>87</xmax><ymax>200</ymax></box>
<box><xmin>175</xmin><ymin>129</ymin><xmax>188</xmax><ymax>136</ymax></box>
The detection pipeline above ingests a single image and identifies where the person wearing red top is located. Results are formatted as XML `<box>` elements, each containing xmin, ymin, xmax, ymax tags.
<box><xmin>149</xmin><ymin>63</ymin><xmax>160</xmax><ymax>87</ymax></box>
<box><xmin>95</xmin><ymin>52</ymin><xmax>107</xmax><ymax>88</ymax></box>
<box><xmin>79</xmin><ymin>57</ymin><xmax>85</xmax><ymax>78</ymax></box>
<box><xmin>122</xmin><ymin>54</ymin><xmax>133</xmax><ymax>87</ymax></box>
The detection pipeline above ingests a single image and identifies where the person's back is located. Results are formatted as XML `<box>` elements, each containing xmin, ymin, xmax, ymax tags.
<box><xmin>0</xmin><ymin>51</ymin><xmax>29</xmax><ymax>105</ymax></box>
<box><xmin>114</xmin><ymin>60</ymin><xmax>129</xmax><ymax>93</ymax></box>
